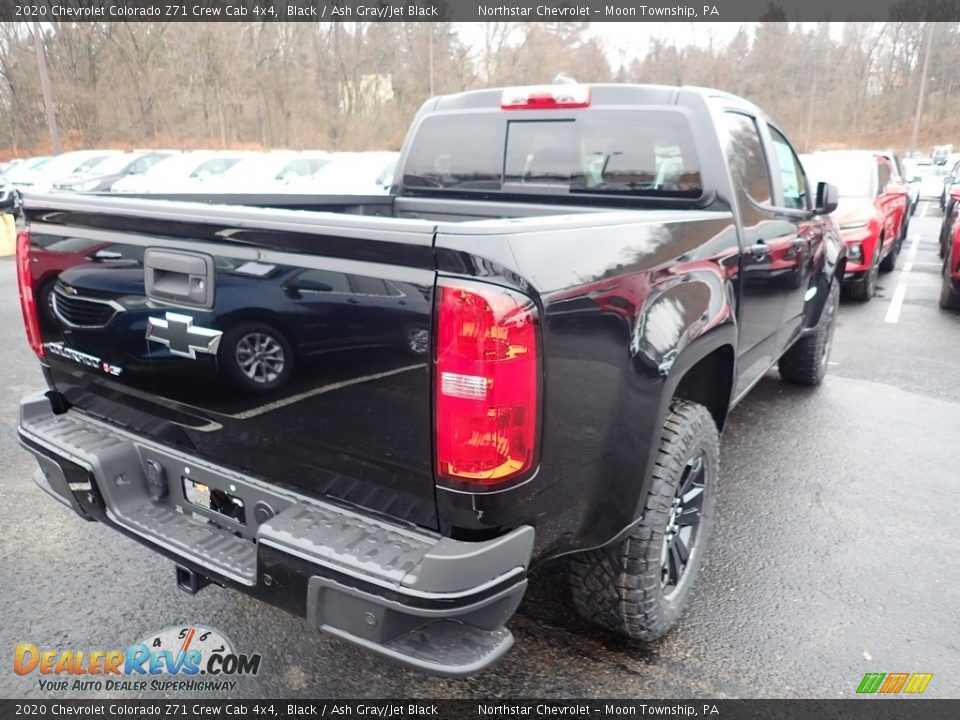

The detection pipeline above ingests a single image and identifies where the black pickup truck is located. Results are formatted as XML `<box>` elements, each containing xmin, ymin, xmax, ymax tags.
<box><xmin>15</xmin><ymin>83</ymin><xmax>844</xmax><ymax>676</ymax></box>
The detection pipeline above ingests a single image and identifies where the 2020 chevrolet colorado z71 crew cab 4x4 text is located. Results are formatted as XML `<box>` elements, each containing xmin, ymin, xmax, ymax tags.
<box><xmin>15</xmin><ymin>83</ymin><xmax>844</xmax><ymax>676</ymax></box>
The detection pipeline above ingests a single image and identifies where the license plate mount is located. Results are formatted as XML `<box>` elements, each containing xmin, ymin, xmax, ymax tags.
<box><xmin>182</xmin><ymin>477</ymin><xmax>246</xmax><ymax>524</ymax></box>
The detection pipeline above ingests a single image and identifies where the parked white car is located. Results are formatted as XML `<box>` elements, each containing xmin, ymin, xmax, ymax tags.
<box><xmin>0</xmin><ymin>158</ymin><xmax>29</xmax><ymax>174</ymax></box>
<box><xmin>7</xmin><ymin>150</ymin><xmax>121</xmax><ymax>192</ymax></box>
<box><xmin>200</xmin><ymin>151</ymin><xmax>331</xmax><ymax>193</ymax></box>
<box><xmin>2</xmin><ymin>157</ymin><xmax>51</xmax><ymax>187</ymax></box>
<box><xmin>111</xmin><ymin>151</ymin><xmax>248</xmax><ymax>193</ymax></box>
<box><xmin>52</xmin><ymin>151</ymin><xmax>177</xmax><ymax>193</ymax></box>
<box><xmin>913</xmin><ymin>161</ymin><xmax>947</xmax><ymax>200</ymax></box>
<box><xmin>288</xmin><ymin>152</ymin><xmax>399</xmax><ymax>195</ymax></box>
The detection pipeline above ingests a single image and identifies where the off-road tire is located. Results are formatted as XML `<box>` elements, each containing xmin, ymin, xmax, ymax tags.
<box><xmin>569</xmin><ymin>400</ymin><xmax>719</xmax><ymax>641</ymax></box>
<box><xmin>778</xmin><ymin>281</ymin><xmax>839</xmax><ymax>386</ymax></box>
<box><xmin>879</xmin><ymin>236</ymin><xmax>899</xmax><ymax>273</ymax></box>
<box><xmin>880</xmin><ymin>237</ymin><xmax>903</xmax><ymax>272</ymax></box>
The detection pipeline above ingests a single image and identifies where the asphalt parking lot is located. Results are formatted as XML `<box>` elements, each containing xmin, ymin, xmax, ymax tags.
<box><xmin>2</xmin><ymin>203</ymin><xmax>959</xmax><ymax>699</ymax></box>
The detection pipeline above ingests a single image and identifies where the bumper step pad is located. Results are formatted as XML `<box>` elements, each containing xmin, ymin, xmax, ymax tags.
<box><xmin>256</xmin><ymin>500</ymin><xmax>434</xmax><ymax>587</ymax></box>
<box><xmin>122</xmin><ymin>502</ymin><xmax>257</xmax><ymax>584</ymax></box>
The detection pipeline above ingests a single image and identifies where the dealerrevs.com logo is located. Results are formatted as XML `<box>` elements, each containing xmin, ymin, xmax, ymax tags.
<box><xmin>14</xmin><ymin>625</ymin><xmax>262</xmax><ymax>693</ymax></box>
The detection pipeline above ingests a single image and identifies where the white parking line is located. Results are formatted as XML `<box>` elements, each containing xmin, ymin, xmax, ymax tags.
<box><xmin>884</xmin><ymin>283</ymin><xmax>909</xmax><ymax>324</ymax></box>
<box><xmin>884</xmin><ymin>233</ymin><xmax>922</xmax><ymax>324</ymax></box>
<box><xmin>902</xmin><ymin>232</ymin><xmax>921</xmax><ymax>272</ymax></box>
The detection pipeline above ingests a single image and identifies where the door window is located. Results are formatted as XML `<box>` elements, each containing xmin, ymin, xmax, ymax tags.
<box><xmin>768</xmin><ymin>126</ymin><xmax>808</xmax><ymax>210</ymax></box>
<box><xmin>720</xmin><ymin>112</ymin><xmax>772</xmax><ymax>207</ymax></box>
<box><xmin>877</xmin><ymin>158</ymin><xmax>892</xmax><ymax>195</ymax></box>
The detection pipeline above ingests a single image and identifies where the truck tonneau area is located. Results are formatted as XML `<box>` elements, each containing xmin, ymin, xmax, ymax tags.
<box><xmin>18</xmin><ymin>392</ymin><xmax>534</xmax><ymax>676</ymax></box>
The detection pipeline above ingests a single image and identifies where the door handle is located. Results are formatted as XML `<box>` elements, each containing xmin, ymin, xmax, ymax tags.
<box><xmin>747</xmin><ymin>242</ymin><xmax>769</xmax><ymax>258</ymax></box>
<box><xmin>144</xmin><ymin>249</ymin><xmax>215</xmax><ymax>309</ymax></box>
<box><xmin>347</xmin><ymin>298</ymin><xmax>361</xmax><ymax>304</ymax></box>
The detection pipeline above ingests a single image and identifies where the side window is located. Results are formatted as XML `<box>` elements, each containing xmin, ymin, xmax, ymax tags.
<box><xmin>193</xmin><ymin>158</ymin><xmax>238</xmax><ymax>177</ymax></box>
<box><xmin>277</xmin><ymin>159</ymin><xmax>309</xmax><ymax>180</ymax></box>
<box><xmin>75</xmin><ymin>157</ymin><xmax>105</xmax><ymax>174</ymax></box>
<box><xmin>308</xmin><ymin>158</ymin><xmax>329</xmax><ymax>175</ymax></box>
<box><xmin>877</xmin><ymin>158</ymin><xmax>891</xmax><ymax>194</ymax></box>
<box><xmin>892</xmin><ymin>154</ymin><xmax>904</xmax><ymax>180</ymax></box>
<box><xmin>768</xmin><ymin>126</ymin><xmax>808</xmax><ymax>210</ymax></box>
<box><xmin>296</xmin><ymin>269</ymin><xmax>351</xmax><ymax>293</ymax></box>
<box><xmin>191</xmin><ymin>161</ymin><xmax>213</xmax><ymax>178</ymax></box>
<box><xmin>134</xmin><ymin>155</ymin><xmax>166</xmax><ymax>174</ymax></box>
<box><xmin>720</xmin><ymin>112</ymin><xmax>773</xmax><ymax>207</ymax></box>
<box><xmin>351</xmin><ymin>276</ymin><xmax>399</xmax><ymax>296</ymax></box>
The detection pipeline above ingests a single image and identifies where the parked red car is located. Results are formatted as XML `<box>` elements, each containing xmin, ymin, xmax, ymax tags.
<box><xmin>27</xmin><ymin>236</ymin><xmax>144</xmax><ymax>326</ymax></box>
<box><xmin>942</xmin><ymin>187</ymin><xmax>960</xmax><ymax>311</ymax></box>
<box><xmin>801</xmin><ymin>151</ymin><xmax>907</xmax><ymax>301</ymax></box>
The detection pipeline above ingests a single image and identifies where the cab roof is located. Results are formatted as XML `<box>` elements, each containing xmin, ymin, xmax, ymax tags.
<box><xmin>429</xmin><ymin>83</ymin><xmax>759</xmax><ymax>114</ymax></box>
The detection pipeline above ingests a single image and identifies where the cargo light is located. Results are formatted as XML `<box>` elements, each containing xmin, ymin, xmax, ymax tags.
<box><xmin>500</xmin><ymin>84</ymin><xmax>590</xmax><ymax>110</ymax></box>
<box><xmin>435</xmin><ymin>281</ymin><xmax>539</xmax><ymax>485</ymax></box>
<box><xmin>15</xmin><ymin>229</ymin><xmax>44</xmax><ymax>358</ymax></box>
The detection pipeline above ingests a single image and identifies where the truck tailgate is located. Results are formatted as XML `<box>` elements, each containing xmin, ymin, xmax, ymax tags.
<box><xmin>23</xmin><ymin>196</ymin><xmax>440</xmax><ymax>530</ymax></box>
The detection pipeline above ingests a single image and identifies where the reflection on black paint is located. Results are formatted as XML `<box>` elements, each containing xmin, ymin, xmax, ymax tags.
<box><xmin>39</xmin><ymin>237</ymin><xmax>439</xmax><ymax>530</ymax></box>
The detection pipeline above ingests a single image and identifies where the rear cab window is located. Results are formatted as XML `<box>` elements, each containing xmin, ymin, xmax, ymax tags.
<box><xmin>402</xmin><ymin>110</ymin><xmax>704</xmax><ymax>201</ymax></box>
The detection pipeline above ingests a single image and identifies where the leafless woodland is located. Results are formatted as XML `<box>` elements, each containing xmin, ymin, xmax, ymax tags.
<box><xmin>1</xmin><ymin>21</ymin><xmax>959</xmax><ymax>159</ymax></box>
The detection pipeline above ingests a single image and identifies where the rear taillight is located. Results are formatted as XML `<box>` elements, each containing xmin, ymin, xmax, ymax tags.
<box><xmin>435</xmin><ymin>281</ymin><xmax>539</xmax><ymax>485</ymax></box>
<box><xmin>15</xmin><ymin>229</ymin><xmax>44</xmax><ymax>358</ymax></box>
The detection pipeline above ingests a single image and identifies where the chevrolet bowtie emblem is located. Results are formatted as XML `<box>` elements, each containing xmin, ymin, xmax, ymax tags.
<box><xmin>146</xmin><ymin>312</ymin><xmax>222</xmax><ymax>359</ymax></box>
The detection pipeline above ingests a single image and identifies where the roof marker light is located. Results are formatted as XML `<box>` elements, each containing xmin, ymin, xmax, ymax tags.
<box><xmin>500</xmin><ymin>85</ymin><xmax>591</xmax><ymax>110</ymax></box>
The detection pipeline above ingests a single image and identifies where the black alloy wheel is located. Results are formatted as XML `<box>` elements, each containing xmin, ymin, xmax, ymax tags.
<box><xmin>660</xmin><ymin>452</ymin><xmax>706</xmax><ymax>596</ymax></box>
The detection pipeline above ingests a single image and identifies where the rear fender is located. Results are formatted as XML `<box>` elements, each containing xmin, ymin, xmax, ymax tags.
<box><xmin>628</xmin><ymin>267</ymin><xmax>735</xmax><ymax>381</ymax></box>
<box><xmin>576</xmin><ymin>269</ymin><xmax>737</xmax><ymax>549</ymax></box>
<box><xmin>578</xmin><ymin>322</ymin><xmax>737</xmax><ymax>555</ymax></box>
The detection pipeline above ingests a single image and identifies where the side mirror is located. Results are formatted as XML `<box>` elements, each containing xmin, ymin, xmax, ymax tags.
<box><xmin>0</xmin><ymin>188</ymin><xmax>15</xmax><ymax>210</ymax></box>
<box><xmin>815</xmin><ymin>181</ymin><xmax>838</xmax><ymax>215</ymax></box>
